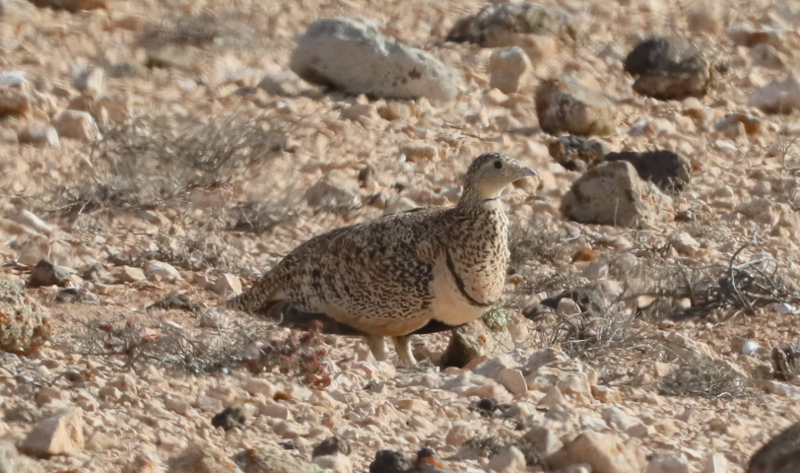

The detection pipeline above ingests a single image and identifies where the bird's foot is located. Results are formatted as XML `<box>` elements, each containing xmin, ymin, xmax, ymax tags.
<box><xmin>364</xmin><ymin>335</ymin><xmax>389</xmax><ymax>362</ymax></box>
<box><xmin>393</xmin><ymin>335</ymin><xmax>417</xmax><ymax>367</ymax></box>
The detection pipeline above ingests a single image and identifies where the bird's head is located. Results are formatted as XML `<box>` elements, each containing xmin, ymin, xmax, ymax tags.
<box><xmin>461</xmin><ymin>152</ymin><xmax>537</xmax><ymax>203</ymax></box>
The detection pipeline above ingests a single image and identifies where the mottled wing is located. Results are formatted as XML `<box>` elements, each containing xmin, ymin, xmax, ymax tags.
<box><xmin>288</xmin><ymin>208</ymin><xmax>444</xmax><ymax>336</ymax></box>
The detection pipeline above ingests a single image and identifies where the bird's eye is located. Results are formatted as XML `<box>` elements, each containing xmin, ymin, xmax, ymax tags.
<box><xmin>494</xmin><ymin>160</ymin><xmax>503</xmax><ymax>169</ymax></box>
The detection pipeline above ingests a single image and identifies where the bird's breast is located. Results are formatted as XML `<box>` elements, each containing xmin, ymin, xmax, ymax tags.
<box><xmin>429</xmin><ymin>262</ymin><xmax>490</xmax><ymax>326</ymax></box>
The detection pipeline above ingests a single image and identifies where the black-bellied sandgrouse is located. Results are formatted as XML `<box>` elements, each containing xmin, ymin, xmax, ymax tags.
<box><xmin>225</xmin><ymin>152</ymin><xmax>536</xmax><ymax>366</ymax></box>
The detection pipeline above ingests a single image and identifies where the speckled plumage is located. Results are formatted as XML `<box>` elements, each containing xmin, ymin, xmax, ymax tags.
<box><xmin>226</xmin><ymin>152</ymin><xmax>536</xmax><ymax>365</ymax></box>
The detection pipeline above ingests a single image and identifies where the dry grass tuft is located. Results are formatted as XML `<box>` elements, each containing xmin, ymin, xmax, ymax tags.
<box><xmin>536</xmin><ymin>310</ymin><xmax>663</xmax><ymax>368</ymax></box>
<box><xmin>138</xmin><ymin>12</ymin><xmax>232</xmax><ymax>50</ymax></box>
<box><xmin>659</xmin><ymin>356</ymin><xmax>756</xmax><ymax>399</ymax></box>
<box><xmin>107</xmin><ymin>231</ymin><xmax>246</xmax><ymax>275</ymax></box>
<box><xmin>42</xmin><ymin>113</ymin><xmax>285</xmax><ymax>224</ymax></box>
<box><xmin>64</xmin><ymin>316</ymin><xmax>332</xmax><ymax>388</ymax></box>
<box><xmin>507</xmin><ymin>216</ymin><xmax>569</xmax><ymax>273</ymax></box>
<box><xmin>606</xmin><ymin>244</ymin><xmax>794</xmax><ymax>320</ymax></box>
<box><xmin>512</xmin><ymin>269</ymin><xmax>588</xmax><ymax>310</ymax></box>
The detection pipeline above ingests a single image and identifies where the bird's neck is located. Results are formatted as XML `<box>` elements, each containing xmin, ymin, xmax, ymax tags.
<box><xmin>457</xmin><ymin>184</ymin><xmax>504</xmax><ymax>211</ymax></box>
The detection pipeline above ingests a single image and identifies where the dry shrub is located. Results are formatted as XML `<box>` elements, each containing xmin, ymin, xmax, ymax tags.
<box><xmin>659</xmin><ymin>356</ymin><xmax>755</xmax><ymax>399</ymax></box>
<box><xmin>138</xmin><ymin>12</ymin><xmax>231</xmax><ymax>50</ymax></box>
<box><xmin>43</xmin><ymin>112</ymin><xmax>285</xmax><ymax>224</ymax></box>
<box><xmin>136</xmin><ymin>9</ymin><xmax>270</xmax><ymax>52</ymax></box>
<box><xmin>536</xmin><ymin>310</ymin><xmax>663</xmax><ymax>368</ymax></box>
<box><xmin>511</xmin><ymin>269</ymin><xmax>588</xmax><ymax>312</ymax></box>
<box><xmin>507</xmin><ymin>216</ymin><xmax>569</xmax><ymax>273</ymax></box>
<box><xmin>64</xmin><ymin>315</ymin><xmax>332</xmax><ymax>388</ymax></box>
<box><xmin>107</xmin><ymin>231</ymin><xmax>247</xmax><ymax>275</ymax></box>
<box><xmin>606</xmin><ymin>244</ymin><xmax>794</xmax><ymax>320</ymax></box>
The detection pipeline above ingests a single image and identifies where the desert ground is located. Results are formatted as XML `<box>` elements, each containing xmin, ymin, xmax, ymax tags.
<box><xmin>1</xmin><ymin>0</ymin><xmax>800</xmax><ymax>472</ymax></box>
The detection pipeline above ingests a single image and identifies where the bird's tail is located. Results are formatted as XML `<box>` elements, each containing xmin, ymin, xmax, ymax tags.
<box><xmin>224</xmin><ymin>276</ymin><xmax>364</xmax><ymax>335</ymax></box>
<box><xmin>224</xmin><ymin>269</ymin><xmax>280</xmax><ymax>315</ymax></box>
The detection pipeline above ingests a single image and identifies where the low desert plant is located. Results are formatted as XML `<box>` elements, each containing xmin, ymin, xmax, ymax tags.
<box><xmin>137</xmin><ymin>11</ymin><xmax>231</xmax><ymax>50</ymax></box>
<box><xmin>659</xmin><ymin>355</ymin><xmax>755</xmax><ymax>399</ymax></box>
<box><xmin>43</xmin><ymin>112</ymin><xmax>285</xmax><ymax>224</ymax></box>
<box><xmin>107</xmin><ymin>231</ymin><xmax>247</xmax><ymax>275</ymax></box>
<box><xmin>507</xmin><ymin>216</ymin><xmax>569</xmax><ymax>273</ymax></box>
<box><xmin>65</xmin><ymin>314</ymin><xmax>332</xmax><ymax>388</ymax></box>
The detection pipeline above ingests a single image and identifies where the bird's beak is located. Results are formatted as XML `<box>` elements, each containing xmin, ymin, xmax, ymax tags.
<box><xmin>521</xmin><ymin>167</ymin><xmax>537</xmax><ymax>177</ymax></box>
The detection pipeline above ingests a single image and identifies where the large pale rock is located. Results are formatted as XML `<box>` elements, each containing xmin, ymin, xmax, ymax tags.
<box><xmin>750</xmin><ymin>77</ymin><xmax>800</xmax><ymax>114</ymax></box>
<box><xmin>290</xmin><ymin>18</ymin><xmax>459</xmax><ymax>101</ymax></box>
<box><xmin>560</xmin><ymin>161</ymin><xmax>674</xmax><ymax>227</ymax></box>
<box><xmin>625</xmin><ymin>37</ymin><xmax>713</xmax><ymax>100</ymax></box>
<box><xmin>0</xmin><ymin>70</ymin><xmax>31</xmax><ymax>116</ymax></box>
<box><xmin>20</xmin><ymin>409</ymin><xmax>85</xmax><ymax>457</ymax></box>
<box><xmin>489</xmin><ymin>46</ymin><xmax>531</xmax><ymax>94</ymax></box>
<box><xmin>167</xmin><ymin>444</ymin><xmax>242</xmax><ymax>473</ymax></box>
<box><xmin>53</xmin><ymin>110</ymin><xmax>100</xmax><ymax>142</ymax></box>
<box><xmin>535</xmin><ymin>75</ymin><xmax>616</xmax><ymax>136</ymax></box>
<box><xmin>547</xmin><ymin>431</ymin><xmax>645</xmax><ymax>473</ymax></box>
<box><xmin>748</xmin><ymin>421</ymin><xmax>800</xmax><ymax>473</ymax></box>
<box><xmin>0</xmin><ymin>279</ymin><xmax>50</xmax><ymax>356</ymax></box>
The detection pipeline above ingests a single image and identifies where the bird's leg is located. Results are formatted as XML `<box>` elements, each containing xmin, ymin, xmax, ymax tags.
<box><xmin>393</xmin><ymin>336</ymin><xmax>417</xmax><ymax>367</ymax></box>
<box><xmin>365</xmin><ymin>335</ymin><xmax>388</xmax><ymax>362</ymax></box>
